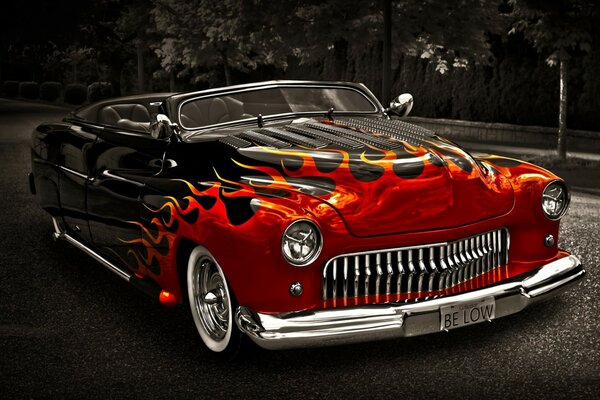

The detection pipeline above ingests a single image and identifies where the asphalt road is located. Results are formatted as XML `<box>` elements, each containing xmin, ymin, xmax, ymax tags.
<box><xmin>1</xmin><ymin>100</ymin><xmax>598</xmax><ymax>399</ymax></box>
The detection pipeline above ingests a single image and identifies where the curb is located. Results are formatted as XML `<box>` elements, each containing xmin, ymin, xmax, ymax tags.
<box><xmin>571</xmin><ymin>186</ymin><xmax>600</xmax><ymax>197</ymax></box>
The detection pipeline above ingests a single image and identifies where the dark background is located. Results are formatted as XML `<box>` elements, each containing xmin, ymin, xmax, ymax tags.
<box><xmin>1</xmin><ymin>0</ymin><xmax>599</xmax><ymax>130</ymax></box>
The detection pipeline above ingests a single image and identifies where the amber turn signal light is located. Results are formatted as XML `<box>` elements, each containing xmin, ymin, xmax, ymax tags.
<box><xmin>159</xmin><ymin>290</ymin><xmax>178</xmax><ymax>307</ymax></box>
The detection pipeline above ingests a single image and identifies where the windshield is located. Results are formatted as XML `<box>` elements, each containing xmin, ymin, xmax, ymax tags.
<box><xmin>178</xmin><ymin>86</ymin><xmax>378</xmax><ymax>129</ymax></box>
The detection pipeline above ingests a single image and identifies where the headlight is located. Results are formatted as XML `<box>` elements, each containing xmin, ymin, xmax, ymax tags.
<box><xmin>281</xmin><ymin>220</ymin><xmax>322</xmax><ymax>266</ymax></box>
<box><xmin>542</xmin><ymin>181</ymin><xmax>570</xmax><ymax>220</ymax></box>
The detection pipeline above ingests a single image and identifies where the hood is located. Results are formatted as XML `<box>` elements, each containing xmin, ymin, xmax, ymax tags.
<box><xmin>213</xmin><ymin>117</ymin><xmax>514</xmax><ymax>237</ymax></box>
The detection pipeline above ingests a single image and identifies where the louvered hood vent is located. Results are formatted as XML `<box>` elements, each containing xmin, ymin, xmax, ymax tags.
<box><xmin>218</xmin><ymin>118</ymin><xmax>433</xmax><ymax>150</ymax></box>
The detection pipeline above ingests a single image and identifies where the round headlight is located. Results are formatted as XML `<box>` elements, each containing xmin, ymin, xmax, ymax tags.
<box><xmin>542</xmin><ymin>181</ymin><xmax>570</xmax><ymax>220</ymax></box>
<box><xmin>281</xmin><ymin>220</ymin><xmax>322</xmax><ymax>266</ymax></box>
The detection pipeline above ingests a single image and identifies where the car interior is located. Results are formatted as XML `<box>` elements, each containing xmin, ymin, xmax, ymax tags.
<box><xmin>73</xmin><ymin>90</ymin><xmax>299</xmax><ymax>133</ymax></box>
<box><xmin>180</xmin><ymin>96</ymin><xmax>255</xmax><ymax>128</ymax></box>
<box><xmin>73</xmin><ymin>93</ymin><xmax>172</xmax><ymax>134</ymax></box>
<box><xmin>75</xmin><ymin>94</ymin><xmax>262</xmax><ymax>133</ymax></box>
<box><xmin>179</xmin><ymin>90</ymin><xmax>295</xmax><ymax>129</ymax></box>
<box><xmin>98</xmin><ymin>103</ymin><xmax>152</xmax><ymax>132</ymax></box>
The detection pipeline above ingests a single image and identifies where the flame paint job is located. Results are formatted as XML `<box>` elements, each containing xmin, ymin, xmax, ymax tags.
<box><xmin>109</xmin><ymin>120</ymin><xmax>563</xmax><ymax>314</ymax></box>
<box><xmin>231</xmin><ymin>126</ymin><xmax>516</xmax><ymax>237</ymax></box>
<box><xmin>31</xmin><ymin>111</ymin><xmax>568</xmax><ymax>315</ymax></box>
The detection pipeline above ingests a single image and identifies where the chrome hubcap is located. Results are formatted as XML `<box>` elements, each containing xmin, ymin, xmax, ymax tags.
<box><xmin>193</xmin><ymin>258</ymin><xmax>230</xmax><ymax>342</ymax></box>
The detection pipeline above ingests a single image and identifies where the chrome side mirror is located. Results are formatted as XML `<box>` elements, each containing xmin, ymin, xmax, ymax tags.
<box><xmin>150</xmin><ymin>114</ymin><xmax>178</xmax><ymax>140</ymax></box>
<box><xmin>387</xmin><ymin>93</ymin><xmax>414</xmax><ymax>117</ymax></box>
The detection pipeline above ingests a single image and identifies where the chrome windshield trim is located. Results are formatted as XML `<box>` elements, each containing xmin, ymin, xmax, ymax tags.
<box><xmin>177</xmin><ymin>83</ymin><xmax>381</xmax><ymax>132</ymax></box>
<box><xmin>236</xmin><ymin>254</ymin><xmax>584</xmax><ymax>350</ymax></box>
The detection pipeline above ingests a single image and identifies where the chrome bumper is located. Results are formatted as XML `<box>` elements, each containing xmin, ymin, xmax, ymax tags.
<box><xmin>235</xmin><ymin>255</ymin><xmax>585</xmax><ymax>350</ymax></box>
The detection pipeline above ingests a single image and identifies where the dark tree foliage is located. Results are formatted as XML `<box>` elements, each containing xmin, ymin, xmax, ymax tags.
<box><xmin>1</xmin><ymin>0</ymin><xmax>599</xmax><ymax>132</ymax></box>
<box><xmin>509</xmin><ymin>0</ymin><xmax>600</xmax><ymax>157</ymax></box>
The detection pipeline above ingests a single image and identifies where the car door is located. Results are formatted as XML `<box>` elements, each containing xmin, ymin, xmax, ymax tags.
<box><xmin>85</xmin><ymin>127</ymin><xmax>169</xmax><ymax>270</ymax></box>
<box><xmin>54</xmin><ymin>124</ymin><xmax>97</xmax><ymax>244</ymax></box>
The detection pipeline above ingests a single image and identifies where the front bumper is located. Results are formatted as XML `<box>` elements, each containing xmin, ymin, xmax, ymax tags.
<box><xmin>235</xmin><ymin>254</ymin><xmax>585</xmax><ymax>350</ymax></box>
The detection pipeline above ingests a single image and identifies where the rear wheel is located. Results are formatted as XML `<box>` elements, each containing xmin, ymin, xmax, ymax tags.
<box><xmin>187</xmin><ymin>246</ymin><xmax>242</xmax><ymax>355</ymax></box>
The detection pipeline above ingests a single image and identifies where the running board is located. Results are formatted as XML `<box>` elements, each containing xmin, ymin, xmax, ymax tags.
<box><xmin>51</xmin><ymin>218</ymin><xmax>163</xmax><ymax>301</ymax></box>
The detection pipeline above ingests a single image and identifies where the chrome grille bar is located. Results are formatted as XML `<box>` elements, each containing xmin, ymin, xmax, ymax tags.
<box><xmin>385</xmin><ymin>251</ymin><xmax>393</xmax><ymax>295</ymax></box>
<box><xmin>354</xmin><ymin>255</ymin><xmax>360</xmax><ymax>298</ymax></box>
<box><xmin>322</xmin><ymin>228</ymin><xmax>510</xmax><ymax>302</ymax></box>
<box><xmin>332</xmin><ymin>259</ymin><xmax>338</xmax><ymax>299</ymax></box>
<box><xmin>364</xmin><ymin>254</ymin><xmax>371</xmax><ymax>299</ymax></box>
<box><xmin>343</xmin><ymin>257</ymin><xmax>348</xmax><ymax>301</ymax></box>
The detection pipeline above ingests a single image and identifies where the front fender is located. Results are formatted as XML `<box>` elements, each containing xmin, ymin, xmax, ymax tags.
<box><xmin>477</xmin><ymin>155</ymin><xmax>564</xmax><ymax>271</ymax></box>
<box><xmin>139</xmin><ymin>178</ymin><xmax>346</xmax><ymax>313</ymax></box>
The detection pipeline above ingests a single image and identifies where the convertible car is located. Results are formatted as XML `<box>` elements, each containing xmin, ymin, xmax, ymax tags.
<box><xmin>30</xmin><ymin>80</ymin><xmax>585</xmax><ymax>354</ymax></box>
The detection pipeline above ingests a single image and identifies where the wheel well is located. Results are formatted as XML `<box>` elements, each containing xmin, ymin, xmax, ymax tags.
<box><xmin>176</xmin><ymin>238</ymin><xmax>197</xmax><ymax>305</ymax></box>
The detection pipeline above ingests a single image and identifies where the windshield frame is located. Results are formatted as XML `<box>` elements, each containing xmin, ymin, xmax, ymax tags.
<box><xmin>173</xmin><ymin>81</ymin><xmax>383</xmax><ymax>133</ymax></box>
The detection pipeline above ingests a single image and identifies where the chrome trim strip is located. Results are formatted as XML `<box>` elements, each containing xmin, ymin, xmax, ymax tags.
<box><xmin>52</xmin><ymin>218</ymin><xmax>131</xmax><ymax>282</ymax></box>
<box><xmin>52</xmin><ymin>217</ymin><xmax>63</xmax><ymax>240</ymax></box>
<box><xmin>57</xmin><ymin>165</ymin><xmax>88</xmax><ymax>181</ymax></box>
<box><xmin>99</xmin><ymin>170</ymin><xmax>145</xmax><ymax>187</ymax></box>
<box><xmin>236</xmin><ymin>255</ymin><xmax>584</xmax><ymax>350</ymax></box>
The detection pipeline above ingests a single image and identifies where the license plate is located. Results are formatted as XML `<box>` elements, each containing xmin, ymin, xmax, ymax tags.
<box><xmin>440</xmin><ymin>297</ymin><xmax>496</xmax><ymax>331</ymax></box>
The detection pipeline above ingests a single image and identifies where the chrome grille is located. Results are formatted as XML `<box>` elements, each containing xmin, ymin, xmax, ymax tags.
<box><xmin>322</xmin><ymin>229</ymin><xmax>509</xmax><ymax>301</ymax></box>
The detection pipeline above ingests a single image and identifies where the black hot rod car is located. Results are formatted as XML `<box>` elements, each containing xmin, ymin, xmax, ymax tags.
<box><xmin>30</xmin><ymin>80</ymin><xmax>584</xmax><ymax>354</ymax></box>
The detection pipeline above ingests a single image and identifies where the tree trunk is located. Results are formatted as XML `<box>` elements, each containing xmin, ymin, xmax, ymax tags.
<box><xmin>333</xmin><ymin>40</ymin><xmax>348</xmax><ymax>80</ymax></box>
<box><xmin>136</xmin><ymin>41</ymin><xmax>144</xmax><ymax>93</ymax></box>
<box><xmin>222</xmin><ymin>50</ymin><xmax>232</xmax><ymax>86</ymax></box>
<box><xmin>382</xmin><ymin>0</ymin><xmax>392</xmax><ymax>105</ymax></box>
<box><xmin>109</xmin><ymin>63</ymin><xmax>122</xmax><ymax>97</ymax></box>
<box><xmin>557</xmin><ymin>57</ymin><xmax>568</xmax><ymax>160</ymax></box>
<box><xmin>169</xmin><ymin>70</ymin><xmax>175</xmax><ymax>92</ymax></box>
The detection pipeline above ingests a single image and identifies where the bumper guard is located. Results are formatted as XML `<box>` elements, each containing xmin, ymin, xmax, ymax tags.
<box><xmin>235</xmin><ymin>255</ymin><xmax>585</xmax><ymax>350</ymax></box>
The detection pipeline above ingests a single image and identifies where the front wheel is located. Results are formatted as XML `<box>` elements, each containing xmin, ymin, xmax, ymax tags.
<box><xmin>187</xmin><ymin>246</ymin><xmax>242</xmax><ymax>356</ymax></box>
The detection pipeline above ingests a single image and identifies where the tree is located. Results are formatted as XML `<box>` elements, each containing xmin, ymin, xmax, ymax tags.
<box><xmin>292</xmin><ymin>0</ymin><xmax>507</xmax><ymax>101</ymax></box>
<box><xmin>509</xmin><ymin>0</ymin><xmax>600</xmax><ymax>159</ymax></box>
<box><xmin>149</xmin><ymin>0</ymin><xmax>507</xmax><ymax>92</ymax></box>
<box><xmin>116</xmin><ymin>0</ymin><xmax>157</xmax><ymax>93</ymax></box>
<box><xmin>77</xmin><ymin>0</ymin><xmax>157</xmax><ymax>96</ymax></box>
<box><xmin>151</xmin><ymin>0</ymin><xmax>290</xmax><ymax>87</ymax></box>
<box><xmin>60</xmin><ymin>46</ymin><xmax>97</xmax><ymax>84</ymax></box>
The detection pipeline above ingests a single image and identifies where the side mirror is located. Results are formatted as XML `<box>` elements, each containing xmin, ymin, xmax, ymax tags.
<box><xmin>150</xmin><ymin>114</ymin><xmax>178</xmax><ymax>140</ymax></box>
<box><xmin>387</xmin><ymin>93</ymin><xmax>414</xmax><ymax>117</ymax></box>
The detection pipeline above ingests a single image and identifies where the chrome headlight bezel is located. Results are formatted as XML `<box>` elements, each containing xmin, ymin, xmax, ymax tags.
<box><xmin>541</xmin><ymin>180</ymin><xmax>570</xmax><ymax>220</ymax></box>
<box><xmin>281</xmin><ymin>219</ymin><xmax>323</xmax><ymax>267</ymax></box>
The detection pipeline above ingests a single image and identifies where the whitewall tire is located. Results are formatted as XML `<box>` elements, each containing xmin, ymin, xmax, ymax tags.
<box><xmin>187</xmin><ymin>246</ymin><xmax>240</xmax><ymax>354</ymax></box>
